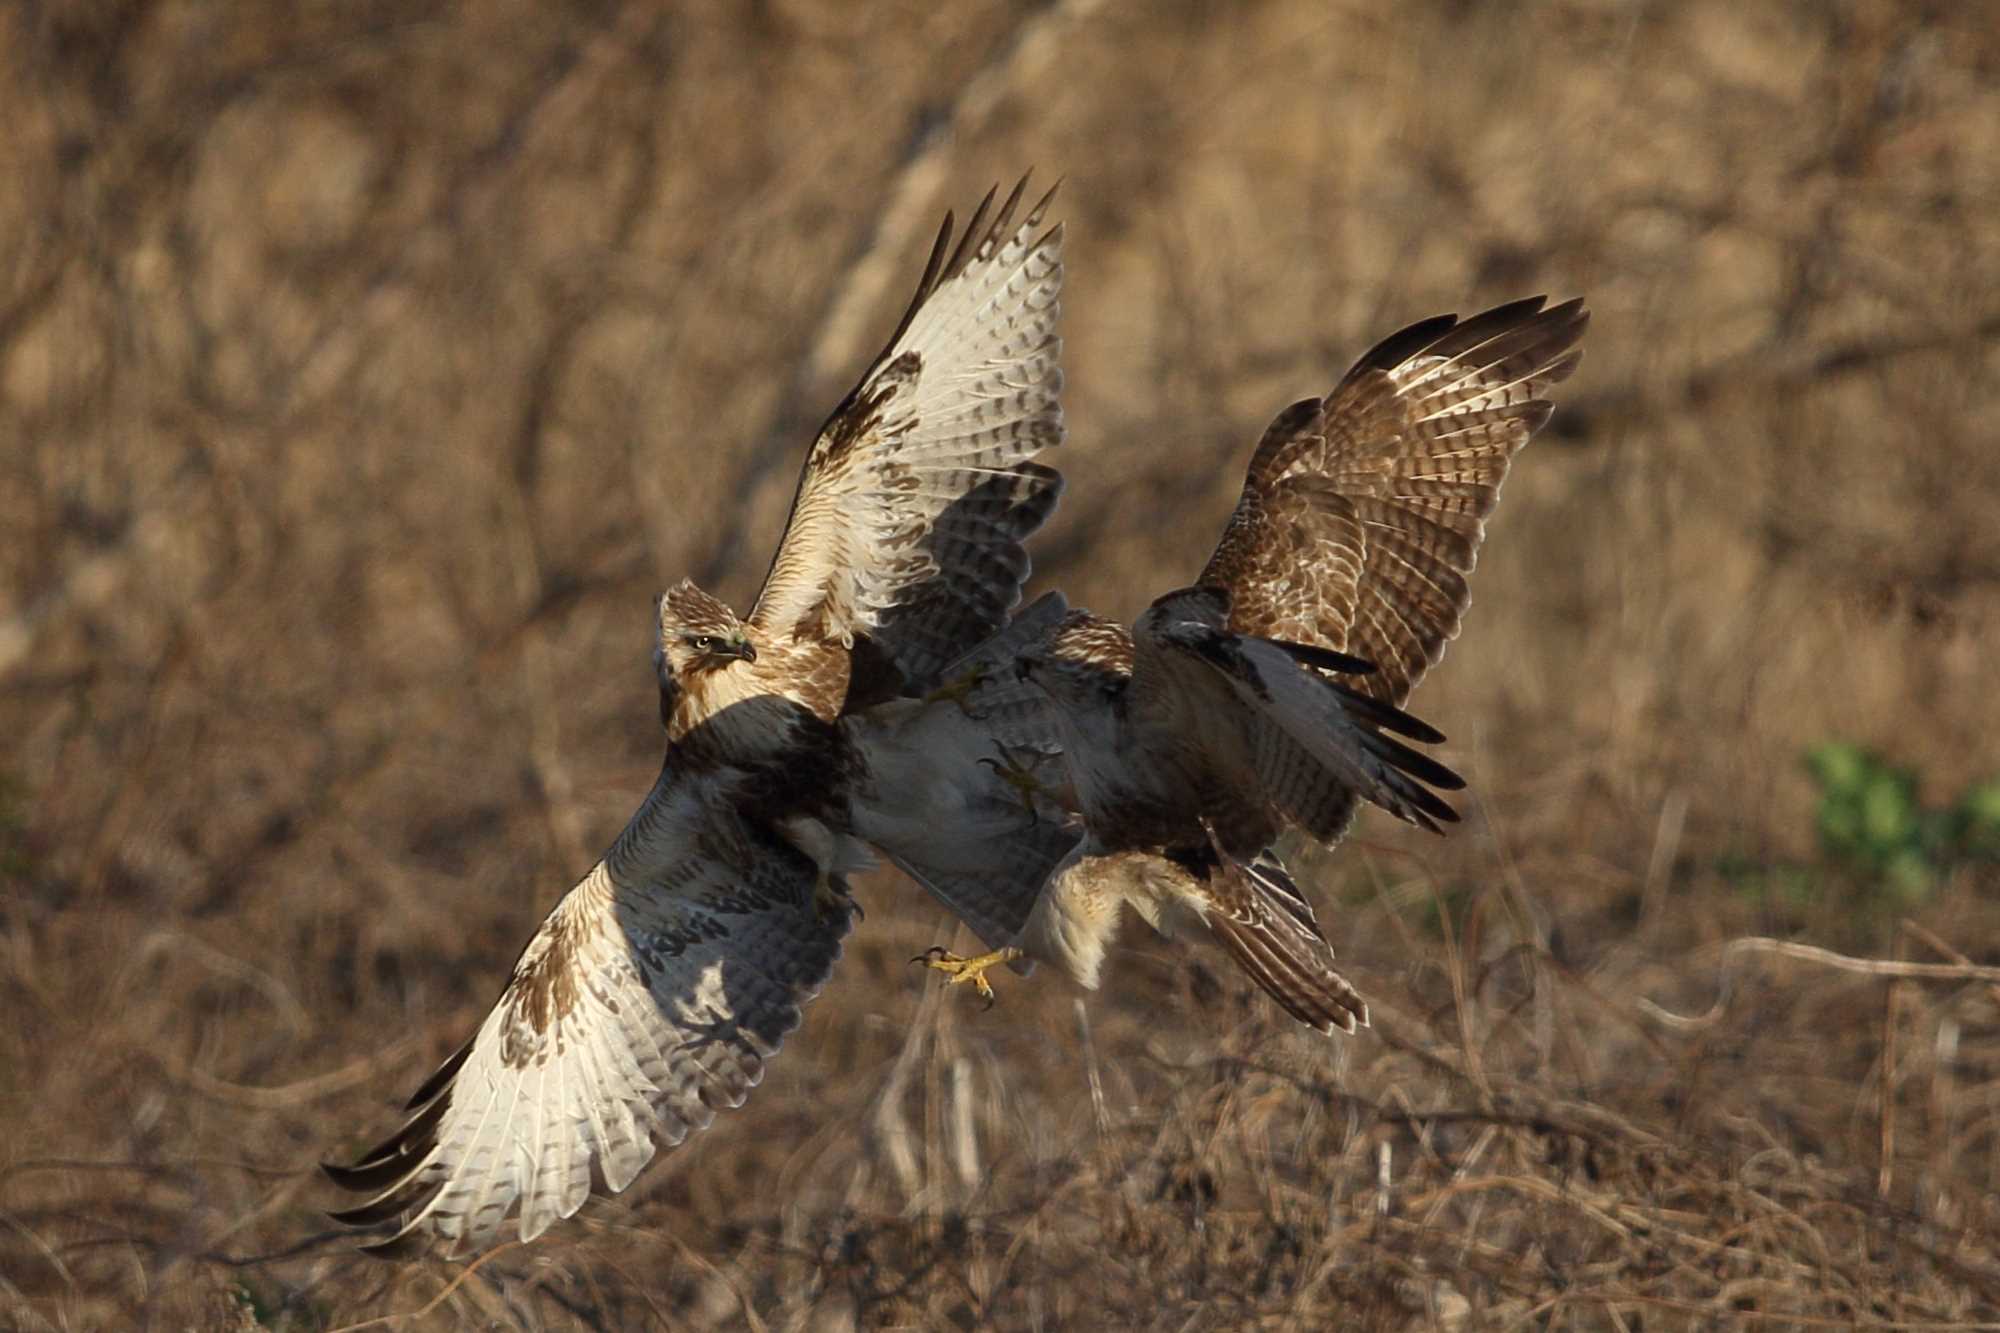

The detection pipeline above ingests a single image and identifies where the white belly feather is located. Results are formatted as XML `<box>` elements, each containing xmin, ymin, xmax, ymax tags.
<box><xmin>1020</xmin><ymin>844</ymin><xmax>1210</xmax><ymax>989</ymax></box>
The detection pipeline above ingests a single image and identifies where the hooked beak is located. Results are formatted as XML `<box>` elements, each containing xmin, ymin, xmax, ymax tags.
<box><xmin>715</xmin><ymin>639</ymin><xmax>757</xmax><ymax>664</ymax></box>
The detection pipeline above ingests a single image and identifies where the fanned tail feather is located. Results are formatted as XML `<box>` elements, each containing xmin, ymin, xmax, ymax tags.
<box><xmin>1198</xmin><ymin>836</ymin><xmax>1369</xmax><ymax>1036</ymax></box>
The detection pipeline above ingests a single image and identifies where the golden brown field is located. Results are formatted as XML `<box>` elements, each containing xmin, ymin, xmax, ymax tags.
<box><xmin>5</xmin><ymin>1</ymin><xmax>1999</xmax><ymax>1327</ymax></box>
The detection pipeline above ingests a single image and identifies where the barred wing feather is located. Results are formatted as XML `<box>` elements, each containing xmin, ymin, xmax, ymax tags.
<box><xmin>1202</xmin><ymin>297</ymin><xmax>1587</xmax><ymax>705</ymax></box>
<box><xmin>752</xmin><ymin>177</ymin><xmax>1066</xmax><ymax>690</ymax></box>
<box><xmin>323</xmin><ymin>772</ymin><xmax>851</xmax><ymax>1257</ymax></box>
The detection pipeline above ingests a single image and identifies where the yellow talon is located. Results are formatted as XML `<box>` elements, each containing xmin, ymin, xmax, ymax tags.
<box><xmin>913</xmin><ymin>945</ymin><xmax>1024</xmax><ymax>1008</ymax></box>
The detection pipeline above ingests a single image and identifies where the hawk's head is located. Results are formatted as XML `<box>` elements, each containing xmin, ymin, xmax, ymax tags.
<box><xmin>1016</xmin><ymin>610</ymin><xmax>1132</xmax><ymax>714</ymax></box>
<box><xmin>655</xmin><ymin>580</ymin><xmax>758</xmax><ymax>694</ymax></box>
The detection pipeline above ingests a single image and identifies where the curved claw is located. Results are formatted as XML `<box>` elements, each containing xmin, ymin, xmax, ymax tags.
<box><xmin>816</xmin><ymin>873</ymin><xmax>861</xmax><ymax>925</ymax></box>
<box><xmin>979</xmin><ymin>741</ymin><xmax>1051</xmax><ymax>828</ymax></box>
<box><xmin>913</xmin><ymin>944</ymin><xmax>1024</xmax><ymax>1007</ymax></box>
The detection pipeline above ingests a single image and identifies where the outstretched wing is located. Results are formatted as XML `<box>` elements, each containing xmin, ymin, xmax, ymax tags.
<box><xmin>323</xmin><ymin>771</ymin><xmax>851</xmax><ymax>1257</ymax></box>
<box><xmin>1200</xmin><ymin>297</ymin><xmax>1588</xmax><ymax>705</ymax></box>
<box><xmin>1134</xmin><ymin>587</ymin><xmax>1463</xmax><ymax>853</ymax></box>
<box><xmin>751</xmin><ymin>177</ymin><xmax>1065</xmax><ymax>694</ymax></box>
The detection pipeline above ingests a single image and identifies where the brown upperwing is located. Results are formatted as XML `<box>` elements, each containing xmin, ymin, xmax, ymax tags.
<box><xmin>1199</xmin><ymin>296</ymin><xmax>1587</xmax><ymax>706</ymax></box>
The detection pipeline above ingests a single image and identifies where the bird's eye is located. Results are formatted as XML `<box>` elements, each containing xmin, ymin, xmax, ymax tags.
<box><xmin>691</xmin><ymin>635</ymin><xmax>716</xmax><ymax>651</ymax></box>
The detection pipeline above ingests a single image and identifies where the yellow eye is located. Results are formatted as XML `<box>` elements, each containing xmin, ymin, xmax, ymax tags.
<box><xmin>690</xmin><ymin>635</ymin><xmax>717</xmax><ymax>651</ymax></box>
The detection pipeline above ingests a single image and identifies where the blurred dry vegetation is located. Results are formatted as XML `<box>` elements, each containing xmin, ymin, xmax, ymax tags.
<box><xmin>4</xmin><ymin>0</ymin><xmax>1999</xmax><ymax>1327</ymax></box>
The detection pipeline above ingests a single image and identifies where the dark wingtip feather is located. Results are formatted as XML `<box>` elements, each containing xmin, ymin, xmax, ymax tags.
<box><xmin>1365</xmin><ymin>728</ymin><xmax>1466</xmax><ymax>793</ymax></box>
<box><xmin>944</xmin><ymin>175</ymin><xmax>1029</xmax><ymax>281</ymax></box>
<box><xmin>1027</xmin><ymin>173</ymin><xmax>1062</xmax><ymax>230</ymax></box>
<box><xmin>1328</xmin><ymin>680</ymin><xmax>1448</xmax><ymax>744</ymax></box>
<box><xmin>917</xmin><ymin>210</ymin><xmax>954</xmax><ymax>301</ymax></box>
<box><xmin>1346</xmin><ymin>294</ymin><xmax>1592</xmax><ymax>397</ymax></box>
<box><xmin>320</xmin><ymin>1136</ymin><xmax>424</xmax><ymax>1195</ymax></box>
<box><xmin>1385</xmin><ymin>764</ymin><xmax>1462</xmax><ymax>831</ymax></box>
<box><xmin>879</xmin><ymin>175</ymin><xmax>1053</xmax><ymax>368</ymax></box>
<box><xmin>404</xmin><ymin>1037</ymin><xmax>475</xmax><ymax>1111</ymax></box>
<box><xmin>1346</xmin><ymin>312</ymin><xmax>1465</xmax><ymax>384</ymax></box>
<box><xmin>322</xmin><ymin>1075</ymin><xmax>453</xmax><ymax>1209</ymax></box>
<box><xmin>943</xmin><ymin>183</ymin><xmax>1000</xmax><ymax>280</ymax></box>
<box><xmin>1417</xmin><ymin>296</ymin><xmax>1555</xmax><ymax>365</ymax></box>
<box><xmin>1268</xmin><ymin>637</ymin><xmax>1377</xmax><ymax>677</ymax></box>
<box><xmin>327</xmin><ymin>1189</ymin><xmax>420</xmax><ymax>1228</ymax></box>
<box><xmin>321</xmin><ymin>1157</ymin><xmax>396</xmax><ymax>1194</ymax></box>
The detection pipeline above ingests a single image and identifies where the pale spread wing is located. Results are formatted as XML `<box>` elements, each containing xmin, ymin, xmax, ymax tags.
<box><xmin>1134</xmin><ymin>587</ymin><xmax>1463</xmax><ymax>853</ymax></box>
<box><xmin>1200</xmin><ymin>297</ymin><xmax>1588</xmax><ymax>705</ymax></box>
<box><xmin>751</xmin><ymin>177</ymin><xmax>1065</xmax><ymax>693</ymax></box>
<box><xmin>323</xmin><ymin>772</ymin><xmax>851</xmax><ymax>1257</ymax></box>
<box><xmin>844</xmin><ymin>593</ymin><xmax>1079</xmax><ymax>953</ymax></box>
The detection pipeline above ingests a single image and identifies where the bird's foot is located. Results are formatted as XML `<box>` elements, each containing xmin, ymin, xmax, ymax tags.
<box><xmin>978</xmin><ymin>741</ymin><xmax>1050</xmax><ymax>824</ymax></box>
<box><xmin>815</xmin><ymin>873</ymin><xmax>861</xmax><ymax>925</ymax></box>
<box><xmin>911</xmin><ymin>945</ymin><xmax>1024</xmax><ymax>1008</ymax></box>
<box><xmin>922</xmin><ymin>666</ymin><xmax>989</xmax><ymax>717</ymax></box>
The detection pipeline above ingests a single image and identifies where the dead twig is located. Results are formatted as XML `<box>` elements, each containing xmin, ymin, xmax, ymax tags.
<box><xmin>1640</xmin><ymin>938</ymin><xmax>2000</xmax><ymax>1031</ymax></box>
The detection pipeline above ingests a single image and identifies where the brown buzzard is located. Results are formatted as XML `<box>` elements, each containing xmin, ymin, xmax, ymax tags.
<box><xmin>927</xmin><ymin>298</ymin><xmax>1587</xmax><ymax>1034</ymax></box>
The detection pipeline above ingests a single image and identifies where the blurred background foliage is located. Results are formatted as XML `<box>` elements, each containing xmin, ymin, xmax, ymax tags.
<box><xmin>2</xmin><ymin>0</ymin><xmax>1998</xmax><ymax>1327</ymax></box>
<box><xmin>1806</xmin><ymin>741</ymin><xmax>2000</xmax><ymax>902</ymax></box>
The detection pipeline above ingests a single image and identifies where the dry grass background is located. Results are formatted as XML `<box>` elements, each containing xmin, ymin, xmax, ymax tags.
<box><xmin>3</xmin><ymin>0</ymin><xmax>1999</xmax><ymax>1327</ymax></box>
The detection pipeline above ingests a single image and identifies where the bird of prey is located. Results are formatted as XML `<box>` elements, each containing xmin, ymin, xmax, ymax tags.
<box><xmin>923</xmin><ymin>297</ymin><xmax>1588</xmax><ymax>1034</ymax></box>
<box><xmin>324</xmin><ymin>178</ymin><xmax>1067</xmax><ymax>1256</ymax></box>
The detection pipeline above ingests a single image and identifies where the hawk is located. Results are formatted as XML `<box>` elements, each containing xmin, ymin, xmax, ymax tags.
<box><xmin>324</xmin><ymin>179</ymin><xmax>1067</xmax><ymax>1256</ymax></box>
<box><xmin>925</xmin><ymin>297</ymin><xmax>1588</xmax><ymax>1034</ymax></box>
